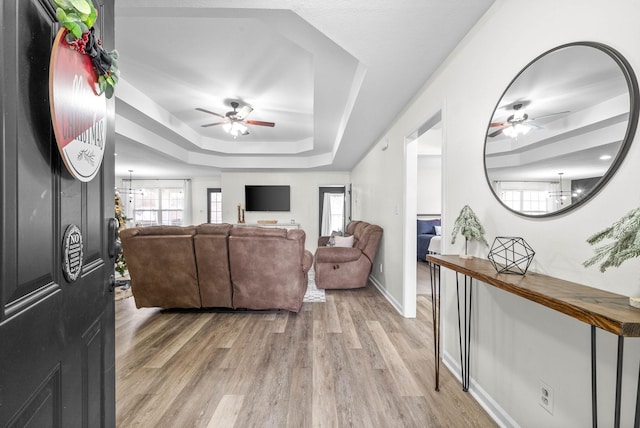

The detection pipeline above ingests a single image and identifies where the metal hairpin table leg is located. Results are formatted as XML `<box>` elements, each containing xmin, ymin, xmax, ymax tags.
<box><xmin>635</xmin><ymin>359</ymin><xmax>640</xmax><ymax>428</ymax></box>
<box><xmin>591</xmin><ymin>325</ymin><xmax>598</xmax><ymax>428</ymax></box>
<box><xmin>615</xmin><ymin>336</ymin><xmax>624</xmax><ymax>428</ymax></box>
<box><xmin>429</xmin><ymin>258</ymin><xmax>441</xmax><ymax>391</ymax></box>
<box><xmin>456</xmin><ymin>272</ymin><xmax>472</xmax><ymax>392</ymax></box>
<box><xmin>592</xmin><ymin>328</ymin><xmax>638</xmax><ymax>428</ymax></box>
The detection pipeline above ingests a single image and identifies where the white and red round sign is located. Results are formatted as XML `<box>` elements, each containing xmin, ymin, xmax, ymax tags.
<box><xmin>49</xmin><ymin>28</ymin><xmax>107</xmax><ymax>182</ymax></box>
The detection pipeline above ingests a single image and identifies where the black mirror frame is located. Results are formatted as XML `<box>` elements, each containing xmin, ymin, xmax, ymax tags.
<box><xmin>484</xmin><ymin>41</ymin><xmax>639</xmax><ymax>218</ymax></box>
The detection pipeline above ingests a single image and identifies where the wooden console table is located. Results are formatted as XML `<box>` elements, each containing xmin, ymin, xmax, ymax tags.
<box><xmin>426</xmin><ymin>254</ymin><xmax>640</xmax><ymax>428</ymax></box>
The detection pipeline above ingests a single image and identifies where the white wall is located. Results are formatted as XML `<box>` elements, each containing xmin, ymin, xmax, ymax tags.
<box><xmin>351</xmin><ymin>0</ymin><xmax>640</xmax><ymax>426</ymax></box>
<box><xmin>221</xmin><ymin>171</ymin><xmax>350</xmax><ymax>252</ymax></box>
<box><xmin>417</xmin><ymin>156</ymin><xmax>441</xmax><ymax>215</ymax></box>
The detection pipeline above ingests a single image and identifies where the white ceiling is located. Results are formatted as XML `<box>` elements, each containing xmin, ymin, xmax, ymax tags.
<box><xmin>114</xmin><ymin>0</ymin><xmax>496</xmax><ymax>178</ymax></box>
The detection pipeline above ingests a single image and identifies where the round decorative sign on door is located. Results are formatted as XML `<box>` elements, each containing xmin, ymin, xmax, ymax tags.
<box><xmin>49</xmin><ymin>28</ymin><xmax>107</xmax><ymax>182</ymax></box>
<box><xmin>62</xmin><ymin>224</ymin><xmax>84</xmax><ymax>282</ymax></box>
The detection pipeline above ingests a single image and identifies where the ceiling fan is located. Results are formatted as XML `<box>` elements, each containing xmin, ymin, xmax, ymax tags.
<box><xmin>488</xmin><ymin>103</ymin><xmax>569</xmax><ymax>138</ymax></box>
<box><xmin>196</xmin><ymin>101</ymin><xmax>275</xmax><ymax>137</ymax></box>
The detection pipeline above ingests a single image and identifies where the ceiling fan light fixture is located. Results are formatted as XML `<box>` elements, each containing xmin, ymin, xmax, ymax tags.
<box><xmin>224</xmin><ymin>121</ymin><xmax>249</xmax><ymax>137</ymax></box>
<box><xmin>237</xmin><ymin>105</ymin><xmax>253</xmax><ymax>119</ymax></box>
<box><xmin>503</xmin><ymin>123</ymin><xmax>530</xmax><ymax>138</ymax></box>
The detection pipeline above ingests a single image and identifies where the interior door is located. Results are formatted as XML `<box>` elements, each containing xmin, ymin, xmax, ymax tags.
<box><xmin>0</xmin><ymin>0</ymin><xmax>115</xmax><ymax>426</ymax></box>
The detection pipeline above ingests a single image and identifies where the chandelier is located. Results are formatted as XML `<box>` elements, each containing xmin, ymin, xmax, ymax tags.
<box><xmin>115</xmin><ymin>170</ymin><xmax>143</xmax><ymax>204</ymax></box>
<box><xmin>548</xmin><ymin>173</ymin><xmax>580</xmax><ymax>205</ymax></box>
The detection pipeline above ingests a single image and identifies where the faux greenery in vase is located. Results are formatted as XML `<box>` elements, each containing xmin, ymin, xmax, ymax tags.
<box><xmin>583</xmin><ymin>207</ymin><xmax>640</xmax><ymax>272</ymax></box>
<box><xmin>451</xmin><ymin>205</ymin><xmax>489</xmax><ymax>259</ymax></box>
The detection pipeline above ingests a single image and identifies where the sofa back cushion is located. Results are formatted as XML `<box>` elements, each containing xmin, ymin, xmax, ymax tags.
<box><xmin>230</xmin><ymin>226</ymin><xmax>288</xmax><ymax>238</ymax></box>
<box><xmin>342</xmin><ymin>220</ymin><xmax>384</xmax><ymax>264</ymax></box>
<box><xmin>136</xmin><ymin>225</ymin><xmax>196</xmax><ymax>236</ymax></box>
<box><xmin>196</xmin><ymin>223</ymin><xmax>233</xmax><ymax>235</ymax></box>
<box><xmin>120</xmin><ymin>233</ymin><xmax>201</xmax><ymax>309</ymax></box>
<box><xmin>228</xmin><ymin>227</ymin><xmax>307</xmax><ymax>312</ymax></box>
<box><xmin>356</xmin><ymin>224</ymin><xmax>383</xmax><ymax>262</ymax></box>
<box><xmin>345</xmin><ymin>221</ymin><xmax>361</xmax><ymax>236</ymax></box>
<box><xmin>194</xmin><ymin>224</ymin><xmax>233</xmax><ymax>307</ymax></box>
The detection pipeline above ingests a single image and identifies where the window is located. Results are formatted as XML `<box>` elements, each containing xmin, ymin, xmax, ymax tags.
<box><xmin>121</xmin><ymin>179</ymin><xmax>190</xmax><ymax>227</ymax></box>
<box><xmin>495</xmin><ymin>181</ymin><xmax>553</xmax><ymax>214</ymax></box>
<box><xmin>319</xmin><ymin>186</ymin><xmax>345</xmax><ymax>235</ymax></box>
<box><xmin>499</xmin><ymin>189</ymin><xmax>549</xmax><ymax>214</ymax></box>
<box><xmin>132</xmin><ymin>188</ymin><xmax>184</xmax><ymax>226</ymax></box>
<box><xmin>207</xmin><ymin>188</ymin><xmax>222</xmax><ymax>224</ymax></box>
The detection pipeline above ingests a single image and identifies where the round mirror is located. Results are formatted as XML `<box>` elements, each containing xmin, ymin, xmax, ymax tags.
<box><xmin>484</xmin><ymin>42</ymin><xmax>639</xmax><ymax>217</ymax></box>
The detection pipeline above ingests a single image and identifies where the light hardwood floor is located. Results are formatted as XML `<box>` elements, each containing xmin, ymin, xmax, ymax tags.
<box><xmin>116</xmin><ymin>282</ymin><xmax>496</xmax><ymax>427</ymax></box>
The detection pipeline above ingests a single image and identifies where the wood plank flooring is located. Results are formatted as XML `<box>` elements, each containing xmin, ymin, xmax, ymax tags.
<box><xmin>116</xmin><ymin>283</ymin><xmax>497</xmax><ymax>427</ymax></box>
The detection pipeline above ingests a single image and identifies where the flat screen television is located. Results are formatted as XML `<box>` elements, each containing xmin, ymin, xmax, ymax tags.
<box><xmin>245</xmin><ymin>185</ymin><xmax>290</xmax><ymax>212</ymax></box>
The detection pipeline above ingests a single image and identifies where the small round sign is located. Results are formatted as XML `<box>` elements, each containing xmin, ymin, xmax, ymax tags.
<box><xmin>49</xmin><ymin>28</ymin><xmax>107</xmax><ymax>182</ymax></box>
<box><xmin>62</xmin><ymin>224</ymin><xmax>84</xmax><ymax>282</ymax></box>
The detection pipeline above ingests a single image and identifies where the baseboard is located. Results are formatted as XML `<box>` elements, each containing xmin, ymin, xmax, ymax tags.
<box><xmin>442</xmin><ymin>351</ymin><xmax>520</xmax><ymax>428</ymax></box>
<box><xmin>369</xmin><ymin>275</ymin><xmax>405</xmax><ymax>316</ymax></box>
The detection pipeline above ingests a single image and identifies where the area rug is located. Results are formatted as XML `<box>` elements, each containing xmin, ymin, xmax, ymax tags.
<box><xmin>303</xmin><ymin>269</ymin><xmax>326</xmax><ymax>303</ymax></box>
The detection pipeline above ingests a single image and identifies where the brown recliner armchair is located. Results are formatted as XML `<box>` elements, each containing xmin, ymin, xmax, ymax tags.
<box><xmin>314</xmin><ymin>221</ymin><xmax>383</xmax><ymax>289</ymax></box>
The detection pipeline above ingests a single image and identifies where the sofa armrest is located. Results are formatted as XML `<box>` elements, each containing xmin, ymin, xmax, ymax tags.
<box><xmin>303</xmin><ymin>250</ymin><xmax>313</xmax><ymax>273</ymax></box>
<box><xmin>314</xmin><ymin>246</ymin><xmax>362</xmax><ymax>263</ymax></box>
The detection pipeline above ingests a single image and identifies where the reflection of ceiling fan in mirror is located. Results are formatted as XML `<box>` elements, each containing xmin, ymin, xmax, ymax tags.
<box><xmin>488</xmin><ymin>103</ymin><xmax>569</xmax><ymax>138</ymax></box>
<box><xmin>196</xmin><ymin>101</ymin><xmax>275</xmax><ymax>137</ymax></box>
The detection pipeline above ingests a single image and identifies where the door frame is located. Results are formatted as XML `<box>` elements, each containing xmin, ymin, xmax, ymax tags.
<box><xmin>403</xmin><ymin>109</ymin><xmax>443</xmax><ymax>318</ymax></box>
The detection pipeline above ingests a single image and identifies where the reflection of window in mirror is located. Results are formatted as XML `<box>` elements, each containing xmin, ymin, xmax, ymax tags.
<box><xmin>494</xmin><ymin>181</ymin><xmax>554</xmax><ymax>215</ymax></box>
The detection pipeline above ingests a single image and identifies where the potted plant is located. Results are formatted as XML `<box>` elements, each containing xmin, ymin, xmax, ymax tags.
<box><xmin>451</xmin><ymin>205</ymin><xmax>489</xmax><ymax>259</ymax></box>
<box><xmin>583</xmin><ymin>207</ymin><xmax>640</xmax><ymax>272</ymax></box>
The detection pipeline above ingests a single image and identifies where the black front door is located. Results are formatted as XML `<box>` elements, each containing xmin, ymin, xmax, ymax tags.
<box><xmin>0</xmin><ymin>0</ymin><xmax>115</xmax><ymax>426</ymax></box>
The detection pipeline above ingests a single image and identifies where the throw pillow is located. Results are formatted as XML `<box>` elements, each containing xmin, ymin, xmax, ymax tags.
<box><xmin>434</xmin><ymin>225</ymin><xmax>441</xmax><ymax>236</ymax></box>
<box><xmin>333</xmin><ymin>235</ymin><xmax>354</xmax><ymax>247</ymax></box>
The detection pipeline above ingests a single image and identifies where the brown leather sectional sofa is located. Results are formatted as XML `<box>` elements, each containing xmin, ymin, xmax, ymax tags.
<box><xmin>314</xmin><ymin>220</ymin><xmax>383</xmax><ymax>289</ymax></box>
<box><xmin>119</xmin><ymin>224</ymin><xmax>313</xmax><ymax>312</ymax></box>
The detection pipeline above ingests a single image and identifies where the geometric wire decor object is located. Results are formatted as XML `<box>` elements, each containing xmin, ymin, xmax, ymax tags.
<box><xmin>487</xmin><ymin>236</ymin><xmax>535</xmax><ymax>275</ymax></box>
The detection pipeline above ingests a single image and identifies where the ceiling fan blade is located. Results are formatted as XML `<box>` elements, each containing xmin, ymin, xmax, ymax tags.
<box><xmin>528</xmin><ymin>111</ymin><xmax>570</xmax><ymax>121</ymax></box>
<box><xmin>201</xmin><ymin>121</ymin><xmax>226</xmax><ymax>128</ymax></box>
<box><xmin>488</xmin><ymin>128</ymin><xmax>505</xmax><ymax>138</ymax></box>
<box><xmin>236</xmin><ymin>105</ymin><xmax>253</xmax><ymax>120</ymax></box>
<box><xmin>245</xmin><ymin>120</ymin><xmax>275</xmax><ymax>127</ymax></box>
<box><xmin>490</xmin><ymin>122</ymin><xmax>506</xmax><ymax>127</ymax></box>
<box><xmin>196</xmin><ymin>107</ymin><xmax>225</xmax><ymax>119</ymax></box>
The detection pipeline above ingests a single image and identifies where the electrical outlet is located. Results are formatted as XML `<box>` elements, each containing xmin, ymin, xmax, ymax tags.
<box><xmin>539</xmin><ymin>380</ymin><xmax>554</xmax><ymax>414</ymax></box>
<box><xmin>379</xmin><ymin>263</ymin><xmax>383</xmax><ymax>273</ymax></box>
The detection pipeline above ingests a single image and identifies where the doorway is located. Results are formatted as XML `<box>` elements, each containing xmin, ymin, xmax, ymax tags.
<box><xmin>403</xmin><ymin>111</ymin><xmax>443</xmax><ymax>317</ymax></box>
<box><xmin>318</xmin><ymin>186</ymin><xmax>346</xmax><ymax>236</ymax></box>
